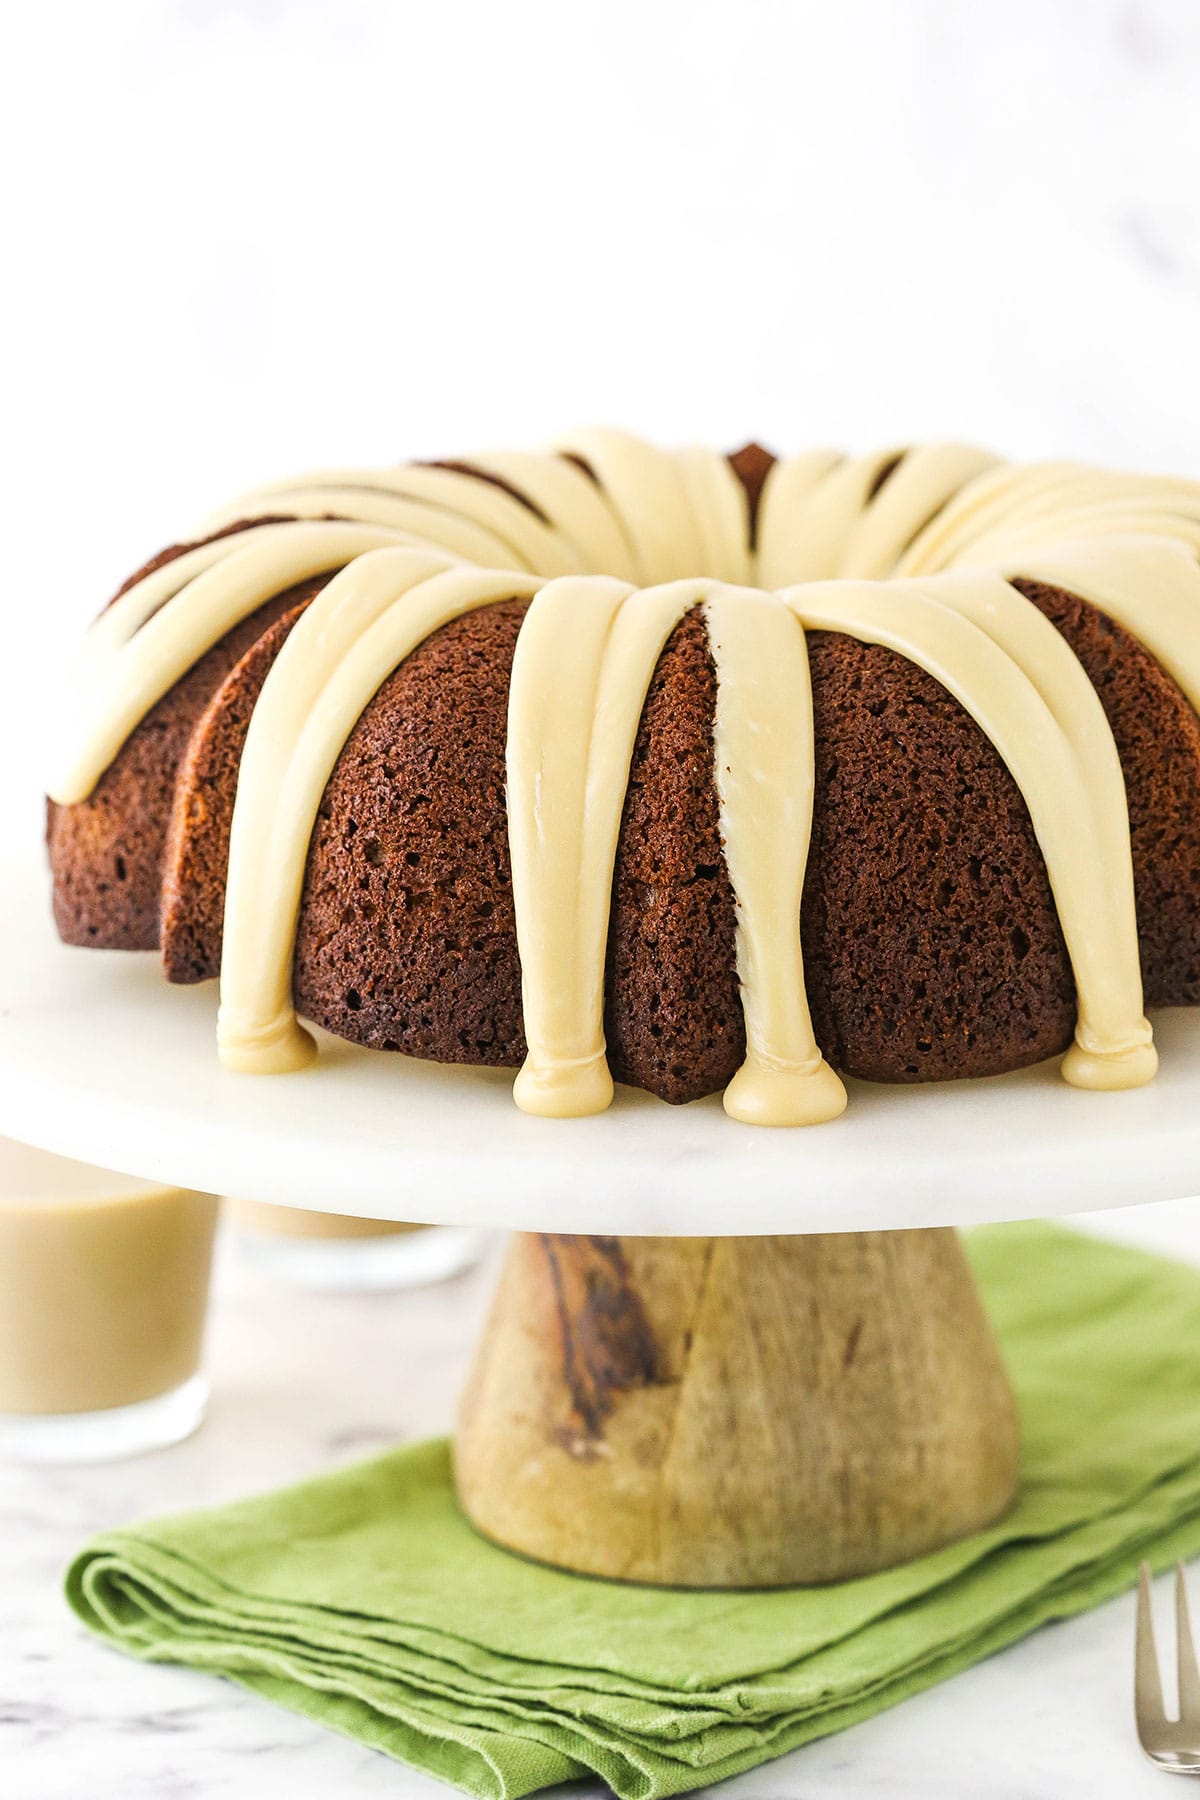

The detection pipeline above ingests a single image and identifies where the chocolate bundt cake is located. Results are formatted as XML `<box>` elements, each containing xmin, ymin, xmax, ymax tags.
<box><xmin>46</xmin><ymin>431</ymin><xmax>1200</xmax><ymax>1126</ymax></box>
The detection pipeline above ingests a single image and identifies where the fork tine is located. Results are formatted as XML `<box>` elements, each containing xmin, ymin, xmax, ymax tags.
<box><xmin>1175</xmin><ymin>1563</ymin><xmax>1200</xmax><ymax>1726</ymax></box>
<box><xmin>1136</xmin><ymin>1561</ymin><xmax>1167</xmax><ymax>1738</ymax></box>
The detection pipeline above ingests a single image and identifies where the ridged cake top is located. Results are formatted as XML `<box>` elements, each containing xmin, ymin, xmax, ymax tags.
<box><xmin>48</xmin><ymin>431</ymin><xmax>1200</xmax><ymax>1124</ymax></box>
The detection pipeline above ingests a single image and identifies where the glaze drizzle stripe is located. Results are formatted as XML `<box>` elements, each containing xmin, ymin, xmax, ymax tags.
<box><xmin>761</xmin><ymin>448</ymin><xmax>912</xmax><ymax>583</ymax></box>
<box><xmin>704</xmin><ymin>586</ymin><xmax>847</xmax><ymax>1126</ymax></box>
<box><xmin>677</xmin><ymin>449</ymin><xmax>754</xmax><ymax>585</ymax></box>
<box><xmin>895</xmin><ymin>464</ymin><xmax>1082</xmax><ymax>575</ymax></box>
<box><xmin>839</xmin><ymin>444</ymin><xmax>1002</xmax><ymax>578</ymax></box>
<box><xmin>754</xmin><ymin>450</ymin><xmax>843</xmax><ymax>589</ymax></box>
<box><xmin>784</xmin><ymin>577</ymin><xmax>1157</xmax><ymax>1091</ymax></box>
<box><xmin>1003</xmin><ymin>537</ymin><xmax>1200</xmax><ymax>716</ymax></box>
<box><xmin>52</xmin><ymin>430</ymin><xmax>1200</xmax><ymax>1123</ymax></box>
<box><xmin>49</xmin><ymin>522</ymin><xmax>405</xmax><ymax>808</ymax></box>
<box><xmin>918</xmin><ymin>568</ymin><xmax>1152</xmax><ymax>1087</ymax></box>
<box><xmin>81</xmin><ymin>524</ymin><xmax>294</xmax><ymax>656</ymax></box>
<box><xmin>507</xmin><ymin>575</ymin><xmax>644</xmax><ymax>1117</ymax></box>
<box><xmin>209</xmin><ymin>465</ymin><xmax>581</xmax><ymax>578</ymax></box>
<box><xmin>197</xmin><ymin>485</ymin><xmax>536</xmax><ymax>572</ymax></box>
<box><xmin>969</xmin><ymin>503</ymin><xmax>1200</xmax><ymax>564</ymax></box>
<box><xmin>898</xmin><ymin>466</ymin><xmax>1200</xmax><ymax>576</ymax></box>
<box><xmin>507</xmin><ymin>577</ymin><xmax>844</xmax><ymax>1126</ymax></box>
<box><xmin>217</xmin><ymin>555</ymin><xmax>542</xmax><ymax>1075</ymax></box>
<box><xmin>366</xmin><ymin>467</ymin><xmax>584</xmax><ymax>578</ymax></box>
<box><xmin>553</xmin><ymin>429</ymin><xmax>708</xmax><ymax>584</ymax></box>
<box><xmin>453</xmin><ymin>451</ymin><xmax>640</xmax><ymax>582</ymax></box>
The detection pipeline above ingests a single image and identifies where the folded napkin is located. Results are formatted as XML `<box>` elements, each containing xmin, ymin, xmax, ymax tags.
<box><xmin>68</xmin><ymin>1223</ymin><xmax>1200</xmax><ymax>1798</ymax></box>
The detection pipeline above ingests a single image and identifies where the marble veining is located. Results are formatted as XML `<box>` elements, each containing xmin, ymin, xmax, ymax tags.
<box><xmin>5</xmin><ymin>1204</ymin><xmax>1200</xmax><ymax>1797</ymax></box>
<box><xmin>8</xmin><ymin>0</ymin><xmax>1200</xmax><ymax>1789</ymax></box>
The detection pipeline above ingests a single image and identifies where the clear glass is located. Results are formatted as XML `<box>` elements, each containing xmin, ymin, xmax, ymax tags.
<box><xmin>0</xmin><ymin>1137</ymin><xmax>218</xmax><ymax>1463</ymax></box>
<box><xmin>231</xmin><ymin>1202</ymin><xmax>488</xmax><ymax>1293</ymax></box>
<box><xmin>0</xmin><ymin>1372</ymin><xmax>209</xmax><ymax>1464</ymax></box>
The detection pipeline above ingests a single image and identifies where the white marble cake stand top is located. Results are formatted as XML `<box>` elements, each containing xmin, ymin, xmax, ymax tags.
<box><xmin>3</xmin><ymin>850</ymin><xmax>1199</xmax><ymax>1234</ymax></box>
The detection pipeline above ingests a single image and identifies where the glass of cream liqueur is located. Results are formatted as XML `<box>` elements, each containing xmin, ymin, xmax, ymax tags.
<box><xmin>0</xmin><ymin>1137</ymin><xmax>218</xmax><ymax>1462</ymax></box>
<box><xmin>229</xmin><ymin>1201</ymin><xmax>487</xmax><ymax>1291</ymax></box>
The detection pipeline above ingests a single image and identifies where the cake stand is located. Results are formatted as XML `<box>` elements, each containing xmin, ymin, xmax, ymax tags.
<box><xmin>5</xmin><ymin>848</ymin><xmax>1200</xmax><ymax>1586</ymax></box>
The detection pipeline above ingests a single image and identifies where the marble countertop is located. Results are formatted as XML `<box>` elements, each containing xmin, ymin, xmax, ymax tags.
<box><xmin>6</xmin><ymin>1200</ymin><xmax>1200</xmax><ymax>1800</ymax></box>
<box><xmin>7</xmin><ymin>1</ymin><xmax>1200</xmax><ymax>1790</ymax></box>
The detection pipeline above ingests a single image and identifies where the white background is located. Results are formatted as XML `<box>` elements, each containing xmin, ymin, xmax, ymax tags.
<box><xmin>5</xmin><ymin>0</ymin><xmax>1200</xmax><ymax>842</ymax></box>
<box><xmin>5</xmin><ymin>5</ymin><xmax>1200</xmax><ymax>1795</ymax></box>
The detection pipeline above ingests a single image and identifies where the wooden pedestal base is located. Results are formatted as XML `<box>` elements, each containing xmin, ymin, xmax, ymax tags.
<box><xmin>454</xmin><ymin>1229</ymin><xmax>1020</xmax><ymax>1587</ymax></box>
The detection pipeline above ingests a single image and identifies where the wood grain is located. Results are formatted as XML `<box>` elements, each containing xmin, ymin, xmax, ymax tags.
<box><xmin>454</xmin><ymin>1229</ymin><xmax>1020</xmax><ymax>1586</ymax></box>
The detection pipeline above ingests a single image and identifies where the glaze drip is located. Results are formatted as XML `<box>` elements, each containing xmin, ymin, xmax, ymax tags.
<box><xmin>49</xmin><ymin>433</ymin><xmax>1200</xmax><ymax>1124</ymax></box>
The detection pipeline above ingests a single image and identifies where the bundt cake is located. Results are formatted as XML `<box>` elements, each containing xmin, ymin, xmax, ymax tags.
<box><xmin>45</xmin><ymin>431</ymin><xmax>1200</xmax><ymax>1126</ymax></box>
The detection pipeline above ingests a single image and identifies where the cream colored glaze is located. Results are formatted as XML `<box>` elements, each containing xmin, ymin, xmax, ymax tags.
<box><xmin>917</xmin><ymin>567</ymin><xmax>1155</xmax><ymax>1088</ymax></box>
<box><xmin>0</xmin><ymin>1137</ymin><xmax>217</xmax><ymax>1416</ymax></box>
<box><xmin>898</xmin><ymin>463</ymin><xmax>1200</xmax><ymax>576</ymax></box>
<box><xmin>970</xmin><ymin>501</ymin><xmax>1200</xmax><ymax>565</ymax></box>
<box><xmin>895</xmin><ymin>463</ymin><xmax>1085</xmax><ymax>576</ymax></box>
<box><xmin>552</xmin><ymin>428</ymin><xmax>708</xmax><ymax>584</ymax></box>
<box><xmin>760</xmin><ymin>447</ymin><xmax>909</xmax><ymax>584</ymax></box>
<box><xmin>703</xmin><ymin>586</ymin><xmax>847</xmax><ymax>1125</ymax></box>
<box><xmin>207</xmin><ymin>463</ymin><xmax>581</xmax><ymax>578</ymax></box>
<box><xmin>1003</xmin><ymin>535</ymin><xmax>1200</xmax><ymax>715</ymax></box>
<box><xmin>350</xmin><ymin>466</ymin><xmax>586</xmax><ymax>578</ymax></box>
<box><xmin>53</xmin><ymin>431</ymin><xmax>1200</xmax><ymax>1123</ymax></box>
<box><xmin>758</xmin><ymin>445</ymin><xmax>1004</xmax><ymax>586</ymax></box>
<box><xmin>48</xmin><ymin>521</ymin><xmax>406</xmax><ymax>806</ymax></box>
<box><xmin>677</xmin><ymin>448</ymin><xmax>754</xmax><ymax>585</ymax></box>
<box><xmin>461</xmin><ymin>450</ymin><xmax>639</xmax><ymax>580</ymax></box>
<box><xmin>783</xmin><ymin>576</ymin><xmax>1157</xmax><ymax>1090</ymax></box>
<box><xmin>839</xmin><ymin>444</ymin><xmax>1002</xmax><ymax>578</ymax></box>
<box><xmin>754</xmin><ymin>448</ymin><xmax>844</xmax><ymax>589</ymax></box>
<box><xmin>217</xmin><ymin>545</ymin><xmax>457</xmax><ymax>1072</ymax></box>
<box><xmin>218</xmin><ymin>556</ymin><xmax>542</xmax><ymax>1074</ymax></box>
<box><xmin>507</xmin><ymin>575</ymin><xmax>843</xmax><ymax>1126</ymax></box>
<box><xmin>506</xmin><ymin>575</ymin><xmax>659</xmax><ymax>1118</ymax></box>
<box><xmin>199</xmin><ymin>484</ymin><xmax>539</xmax><ymax>571</ymax></box>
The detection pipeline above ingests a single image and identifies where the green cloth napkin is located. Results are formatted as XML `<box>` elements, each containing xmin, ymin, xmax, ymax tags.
<box><xmin>67</xmin><ymin>1223</ymin><xmax>1200</xmax><ymax>1798</ymax></box>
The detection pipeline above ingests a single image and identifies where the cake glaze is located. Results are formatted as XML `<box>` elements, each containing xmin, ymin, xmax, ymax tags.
<box><xmin>46</xmin><ymin>432</ymin><xmax>1200</xmax><ymax>1125</ymax></box>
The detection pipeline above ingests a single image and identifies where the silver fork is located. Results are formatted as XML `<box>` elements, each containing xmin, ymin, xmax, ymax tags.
<box><xmin>1136</xmin><ymin>1562</ymin><xmax>1200</xmax><ymax>1773</ymax></box>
